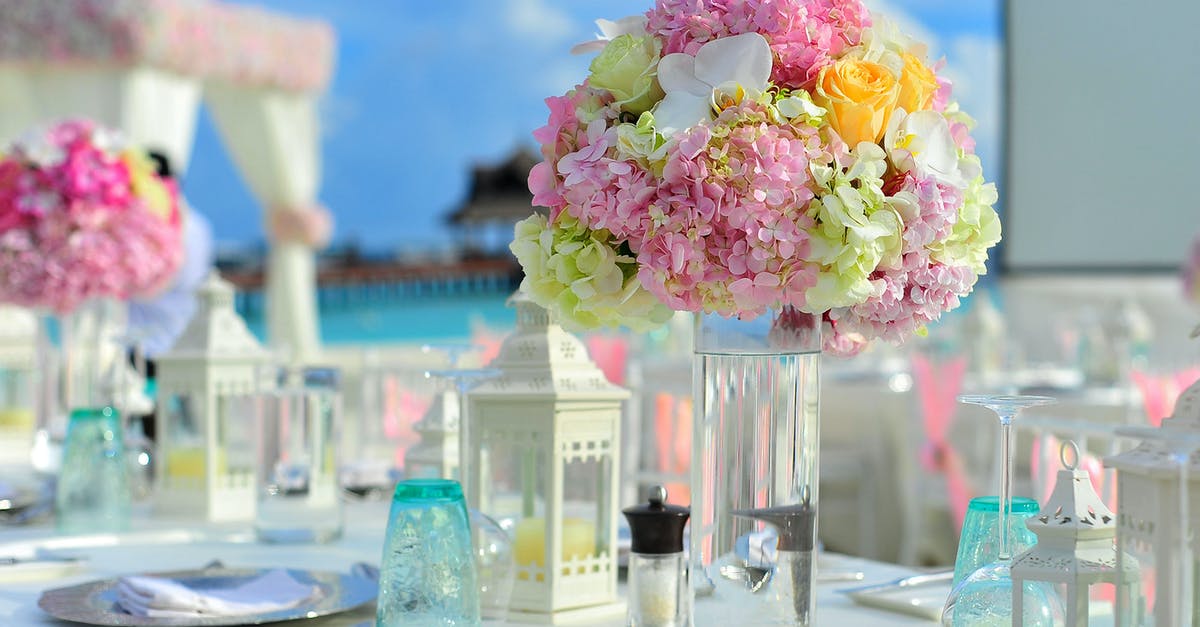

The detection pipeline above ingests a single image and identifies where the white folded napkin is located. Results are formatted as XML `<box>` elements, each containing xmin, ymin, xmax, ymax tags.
<box><xmin>116</xmin><ymin>569</ymin><xmax>319</xmax><ymax>618</ymax></box>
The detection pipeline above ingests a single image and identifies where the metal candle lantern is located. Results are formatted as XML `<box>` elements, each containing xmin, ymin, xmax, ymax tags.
<box><xmin>1106</xmin><ymin>379</ymin><xmax>1200</xmax><ymax>626</ymax></box>
<box><xmin>1011</xmin><ymin>440</ymin><xmax>1137</xmax><ymax>626</ymax></box>
<box><xmin>154</xmin><ymin>272</ymin><xmax>269</xmax><ymax>521</ymax></box>
<box><xmin>465</xmin><ymin>294</ymin><xmax>628</xmax><ymax>623</ymax></box>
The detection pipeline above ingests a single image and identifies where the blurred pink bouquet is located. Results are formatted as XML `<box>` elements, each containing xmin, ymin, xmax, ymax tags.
<box><xmin>0</xmin><ymin>120</ymin><xmax>182</xmax><ymax>313</ymax></box>
<box><xmin>511</xmin><ymin>0</ymin><xmax>1001</xmax><ymax>354</ymax></box>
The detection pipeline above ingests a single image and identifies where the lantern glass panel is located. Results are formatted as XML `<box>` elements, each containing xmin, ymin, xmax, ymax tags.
<box><xmin>562</xmin><ymin>454</ymin><xmax>611</xmax><ymax>564</ymax></box>
<box><xmin>482</xmin><ymin>432</ymin><xmax>547</xmax><ymax>527</ymax></box>
<box><xmin>0</xmin><ymin>366</ymin><xmax>33</xmax><ymax>432</ymax></box>
<box><xmin>217</xmin><ymin>394</ymin><xmax>257</xmax><ymax>478</ymax></box>
<box><xmin>163</xmin><ymin>393</ymin><xmax>205</xmax><ymax>482</ymax></box>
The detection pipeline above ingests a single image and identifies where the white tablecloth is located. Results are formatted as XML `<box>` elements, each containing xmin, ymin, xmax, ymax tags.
<box><xmin>0</xmin><ymin>501</ymin><xmax>937</xmax><ymax>626</ymax></box>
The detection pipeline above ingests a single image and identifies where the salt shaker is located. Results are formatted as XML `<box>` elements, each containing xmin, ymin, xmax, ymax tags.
<box><xmin>623</xmin><ymin>485</ymin><xmax>690</xmax><ymax>627</ymax></box>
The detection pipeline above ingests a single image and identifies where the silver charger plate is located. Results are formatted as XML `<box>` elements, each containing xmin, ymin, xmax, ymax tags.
<box><xmin>38</xmin><ymin>567</ymin><xmax>377</xmax><ymax>626</ymax></box>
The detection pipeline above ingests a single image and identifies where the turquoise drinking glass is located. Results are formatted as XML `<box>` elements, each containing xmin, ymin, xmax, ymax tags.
<box><xmin>56</xmin><ymin>407</ymin><xmax>130</xmax><ymax>534</ymax></box>
<box><xmin>377</xmin><ymin>479</ymin><xmax>480</xmax><ymax>626</ymax></box>
<box><xmin>952</xmin><ymin>496</ymin><xmax>1040</xmax><ymax>586</ymax></box>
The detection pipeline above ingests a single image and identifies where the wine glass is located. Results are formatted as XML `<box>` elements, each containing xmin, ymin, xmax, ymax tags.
<box><xmin>942</xmin><ymin>395</ymin><xmax>1062</xmax><ymax>626</ymax></box>
<box><xmin>421</xmin><ymin>342</ymin><xmax>478</xmax><ymax>369</ymax></box>
<box><xmin>423</xmin><ymin>367</ymin><xmax>501</xmax><ymax>498</ymax></box>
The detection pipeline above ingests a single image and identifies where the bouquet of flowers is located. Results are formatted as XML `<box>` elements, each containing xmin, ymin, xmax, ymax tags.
<box><xmin>0</xmin><ymin>119</ymin><xmax>183</xmax><ymax>313</ymax></box>
<box><xmin>511</xmin><ymin>0</ymin><xmax>1001</xmax><ymax>354</ymax></box>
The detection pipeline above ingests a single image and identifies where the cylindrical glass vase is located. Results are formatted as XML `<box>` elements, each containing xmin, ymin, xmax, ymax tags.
<box><xmin>691</xmin><ymin>307</ymin><xmax>821</xmax><ymax>626</ymax></box>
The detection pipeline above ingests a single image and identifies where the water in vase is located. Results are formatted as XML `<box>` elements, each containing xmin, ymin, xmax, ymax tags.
<box><xmin>691</xmin><ymin>349</ymin><xmax>820</xmax><ymax>625</ymax></box>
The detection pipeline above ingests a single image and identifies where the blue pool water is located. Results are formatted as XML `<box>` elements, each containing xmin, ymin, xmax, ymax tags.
<box><xmin>242</xmin><ymin>293</ymin><xmax>517</xmax><ymax>345</ymax></box>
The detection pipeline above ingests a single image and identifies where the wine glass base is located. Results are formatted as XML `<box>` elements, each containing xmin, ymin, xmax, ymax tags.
<box><xmin>941</xmin><ymin>561</ymin><xmax>1062</xmax><ymax>627</ymax></box>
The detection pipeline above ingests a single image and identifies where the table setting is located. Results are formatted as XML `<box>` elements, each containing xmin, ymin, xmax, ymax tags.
<box><xmin>0</xmin><ymin>0</ymin><xmax>1198</xmax><ymax>625</ymax></box>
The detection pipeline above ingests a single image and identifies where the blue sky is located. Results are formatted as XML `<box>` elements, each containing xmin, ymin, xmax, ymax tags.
<box><xmin>187</xmin><ymin>1</ymin><xmax>1001</xmax><ymax>253</ymax></box>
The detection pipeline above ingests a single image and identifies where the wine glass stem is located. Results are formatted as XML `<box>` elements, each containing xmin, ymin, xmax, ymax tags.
<box><xmin>457</xmin><ymin>381</ymin><xmax>472</xmax><ymax>501</ymax></box>
<box><xmin>997</xmin><ymin>414</ymin><xmax>1014</xmax><ymax>561</ymax></box>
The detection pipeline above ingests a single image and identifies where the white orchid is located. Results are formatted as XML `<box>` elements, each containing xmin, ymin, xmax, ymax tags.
<box><xmin>651</xmin><ymin>33</ymin><xmax>774</xmax><ymax>136</ymax></box>
<box><xmin>570</xmin><ymin>15</ymin><xmax>649</xmax><ymax>55</ymax></box>
<box><xmin>884</xmin><ymin>109</ymin><xmax>974</xmax><ymax>188</ymax></box>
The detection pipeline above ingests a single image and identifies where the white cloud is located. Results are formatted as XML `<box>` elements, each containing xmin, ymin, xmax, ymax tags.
<box><xmin>940</xmin><ymin>35</ymin><xmax>1002</xmax><ymax>175</ymax></box>
<box><xmin>506</xmin><ymin>0</ymin><xmax>575</xmax><ymax>42</ymax></box>
<box><xmin>864</xmin><ymin>1</ymin><xmax>1003</xmax><ymax>176</ymax></box>
<box><xmin>863</xmin><ymin>0</ymin><xmax>941</xmax><ymax>56</ymax></box>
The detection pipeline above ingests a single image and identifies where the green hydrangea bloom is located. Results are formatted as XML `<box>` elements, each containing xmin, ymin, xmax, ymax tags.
<box><xmin>928</xmin><ymin>167</ymin><xmax>1002</xmax><ymax>274</ymax></box>
<box><xmin>588</xmin><ymin>34</ymin><xmax>665</xmax><ymax>115</ymax></box>
<box><xmin>804</xmin><ymin>142</ymin><xmax>903</xmax><ymax>312</ymax></box>
<box><xmin>510</xmin><ymin>214</ymin><xmax>673</xmax><ymax>332</ymax></box>
<box><xmin>614</xmin><ymin>112</ymin><xmax>669</xmax><ymax>175</ymax></box>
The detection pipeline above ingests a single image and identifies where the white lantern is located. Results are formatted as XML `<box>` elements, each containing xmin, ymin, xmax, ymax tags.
<box><xmin>154</xmin><ymin>272</ymin><xmax>269</xmax><ymax>521</ymax></box>
<box><xmin>1012</xmin><ymin>440</ymin><xmax>1138</xmax><ymax>626</ymax></box>
<box><xmin>465</xmin><ymin>295</ymin><xmax>628</xmax><ymax>624</ymax></box>
<box><xmin>0</xmin><ymin>306</ymin><xmax>38</xmax><ymax>464</ymax></box>
<box><xmin>1106</xmin><ymin>379</ymin><xmax>1200</xmax><ymax>626</ymax></box>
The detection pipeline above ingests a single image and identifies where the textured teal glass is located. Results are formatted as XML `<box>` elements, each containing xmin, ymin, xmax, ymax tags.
<box><xmin>377</xmin><ymin>479</ymin><xmax>480</xmax><ymax>626</ymax></box>
<box><xmin>952</xmin><ymin>496</ymin><xmax>1040</xmax><ymax>586</ymax></box>
<box><xmin>56</xmin><ymin>407</ymin><xmax>130</xmax><ymax>534</ymax></box>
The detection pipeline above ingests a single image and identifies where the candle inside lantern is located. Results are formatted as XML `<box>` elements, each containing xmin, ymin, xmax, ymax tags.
<box><xmin>513</xmin><ymin>517</ymin><xmax>597</xmax><ymax>580</ymax></box>
<box><xmin>0</xmin><ymin>408</ymin><xmax>33</xmax><ymax>430</ymax></box>
<box><xmin>165</xmin><ymin>448</ymin><xmax>226</xmax><ymax>479</ymax></box>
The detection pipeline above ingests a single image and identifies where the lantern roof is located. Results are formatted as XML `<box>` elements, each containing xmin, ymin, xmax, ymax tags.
<box><xmin>157</xmin><ymin>271</ymin><xmax>267</xmax><ymax>363</ymax></box>
<box><xmin>1106</xmin><ymin>379</ymin><xmax>1200</xmax><ymax>477</ymax></box>
<box><xmin>1028</xmin><ymin>442</ymin><xmax>1116</xmax><ymax>541</ymax></box>
<box><xmin>1012</xmin><ymin>441</ymin><xmax>1138</xmax><ymax>583</ymax></box>
<box><xmin>468</xmin><ymin>292</ymin><xmax>629</xmax><ymax>401</ymax></box>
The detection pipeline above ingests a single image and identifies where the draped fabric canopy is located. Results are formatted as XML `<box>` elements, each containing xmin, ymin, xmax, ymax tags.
<box><xmin>0</xmin><ymin>0</ymin><xmax>336</xmax><ymax>363</ymax></box>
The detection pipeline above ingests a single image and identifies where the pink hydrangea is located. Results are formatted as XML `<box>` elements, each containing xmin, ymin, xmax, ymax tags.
<box><xmin>834</xmin><ymin>251</ymin><xmax>977</xmax><ymax>344</ymax></box>
<box><xmin>645</xmin><ymin>0</ymin><xmax>871</xmax><ymax>89</ymax></box>
<box><xmin>0</xmin><ymin>119</ymin><xmax>182</xmax><ymax>313</ymax></box>
<box><xmin>634</xmin><ymin>101</ymin><xmax>822</xmax><ymax>316</ymax></box>
<box><xmin>885</xmin><ymin>172</ymin><xmax>962</xmax><ymax>250</ymax></box>
<box><xmin>528</xmin><ymin>83</ymin><xmax>617</xmax><ymax>221</ymax></box>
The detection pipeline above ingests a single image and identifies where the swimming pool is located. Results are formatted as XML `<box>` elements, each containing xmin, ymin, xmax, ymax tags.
<box><xmin>241</xmin><ymin>293</ymin><xmax>517</xmax><ymax>345</ymax></box>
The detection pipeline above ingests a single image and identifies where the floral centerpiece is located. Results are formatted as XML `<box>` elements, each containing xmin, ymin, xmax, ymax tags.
<box><xmin>511</xmin><ymin>0</ymin><xmax>1001</xmax><ymax>355</ymax></box>
<box><xmin>0</xmin><ymin>119</ymin><xmax>183</xmax><ymax>313</ymax></box>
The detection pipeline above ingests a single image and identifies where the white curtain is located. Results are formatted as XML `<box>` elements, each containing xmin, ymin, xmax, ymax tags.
<box><xmin>22</xmin><ymin>67</ymin><xmax>202</xmax><ymax>172</ymax></box>
<box><xmin>203</xmin><ymin>83</ymin><xmax>321</xmax><ymax>363</ymax></box>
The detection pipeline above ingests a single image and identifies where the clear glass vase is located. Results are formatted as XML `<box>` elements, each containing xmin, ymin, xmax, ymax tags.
<box><xmin>691</xmin><ymin>307</ymin><xmax>821</xmax><ymax>626</ymax></box>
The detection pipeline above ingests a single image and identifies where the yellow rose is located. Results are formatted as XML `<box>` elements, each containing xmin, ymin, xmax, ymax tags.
<box><xmin>812</xmin><ymin>58</ymin><xmax>899</xmax><ymax>148</ymax></box>
<box><xmin>897</xmin><ymin>53</ymin><xmax>938</xmax><ymax>113</ymax></box>
<box><xmin>121</xmin><ymin>151</ymin><xmax>174</xmax><ymax>221</ymax></box>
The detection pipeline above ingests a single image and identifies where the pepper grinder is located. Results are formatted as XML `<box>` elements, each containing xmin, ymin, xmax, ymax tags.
<box><xmin>623</xmin><ymin>485</ymin><xmax>690</xmax><ymax>627</ymax></box>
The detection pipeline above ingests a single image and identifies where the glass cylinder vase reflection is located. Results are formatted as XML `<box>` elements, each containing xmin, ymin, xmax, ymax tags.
<box><xmin>254</xmin><ymin>367</ymin><xmax>342</xmax><ymax>543</ymax></box>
